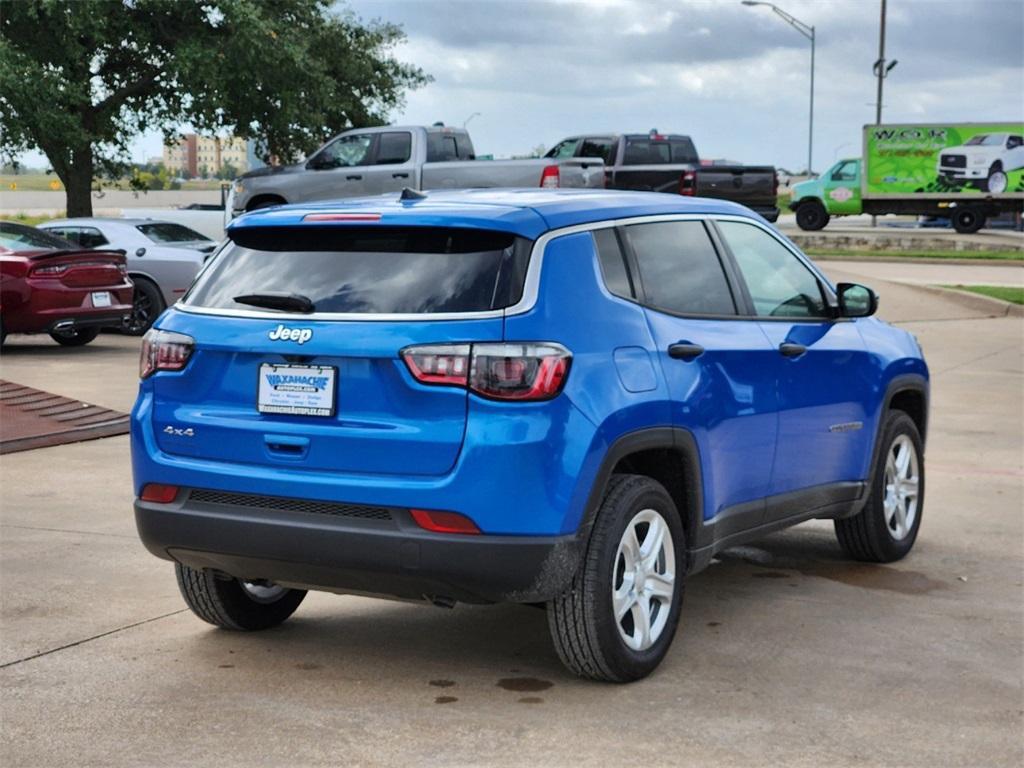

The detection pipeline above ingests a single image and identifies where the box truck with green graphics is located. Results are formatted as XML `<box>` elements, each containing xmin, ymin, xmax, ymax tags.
<box><xmin>790</xmin><ymin>122</ymin><xmax>1024</xmax><ymax>233</ymax></box>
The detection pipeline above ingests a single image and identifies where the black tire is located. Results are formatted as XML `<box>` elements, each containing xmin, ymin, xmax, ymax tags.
<box><xmin>795</xmin><ymin>200</ymin><xmax>830</xmax><ymax>231</ymax></box>
<box><xmin>548</xmin><ymin>474</ymin><xmax>685</xmax><ymax>683</ymax></box>
<box><xmin>835</xmin><ymin>410</ymin><xmax>925</xmax><ymax>563</ymax></box>
<box><xmin>175</xmin><ymin>564</ymin><xmax>306</xmax><ymax>631</ymax></box>
<box><xmin>124</xmin><ymin>277</ymin><xmax>165</xmax><ymax>336</ymax></box>
<box><xmin>49</xmin><ymin>327</ymin><xmax>100</xmax><ymax>346</ymax></box>
<box><xmin>247</xmin><ymin>197</ymin><xmax>286</xmax><ymax>212</ymax></box>
<box><xmin>951</xmin><ymin>207</ymin><xmax>986</xmax><ymax>234</ymax></box>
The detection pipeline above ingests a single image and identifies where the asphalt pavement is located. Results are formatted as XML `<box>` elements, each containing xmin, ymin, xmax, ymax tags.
<box><xmin>1</xmin><ymin>266</ymin><xmax>1021</xmax><ymax>767</ymax></box>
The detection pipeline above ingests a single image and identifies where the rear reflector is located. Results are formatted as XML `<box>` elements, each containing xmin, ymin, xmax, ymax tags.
<box><xmin>303</xmin><ymin>213</ymin><xmax>382</xmax><ymax>222</ymax></box>
<box><xmin>141</xmin><ymin>483</ymin><xmax>179</xmax><ymax>503</ymax></box>
<box><xmin>410</xmin><ymin>509</ymin><xmax>481</xmax><ymax>535</ymax></box>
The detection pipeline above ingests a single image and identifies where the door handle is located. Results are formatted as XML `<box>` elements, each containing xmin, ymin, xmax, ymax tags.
<box><xmin>346</xmin><ymin>174</ymin><xmax>363</xmax><ymax>181</ymax></box>
<box><xmin>392</xmin><ymin>172</ymin><xmax>410</xmax><ymax>179</ymax></box>
<box><xmin>779</xmin><ymin>342</ymin><xmax>807</xmax><ymax>358</ymax></box>
<box><xmin>668</xmin><ymin>342</ymin><xmax>705</xmax><ymax>360</ymax></box>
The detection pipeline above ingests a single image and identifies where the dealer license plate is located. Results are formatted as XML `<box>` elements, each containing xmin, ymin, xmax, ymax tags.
<box><xmin>257</xmin><ymin>364</ymin><xmax>336</xmax><ymax>417</ymax></box>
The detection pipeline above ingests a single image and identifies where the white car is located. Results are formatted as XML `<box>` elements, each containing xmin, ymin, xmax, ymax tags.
<box><xmin>39</xmin><ymin>218</ymin><xmax>216</xmax><ymax>334</ymax></box>
<box><xmin>936</xmin><ymin>133</ymin><xmax>1024</xmax><ymax>193</ymax></box>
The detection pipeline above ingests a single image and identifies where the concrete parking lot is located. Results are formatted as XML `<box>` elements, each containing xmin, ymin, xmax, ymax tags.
<box><xmin>1</xmin><ymin>268</ymin><xmax>1021</xmax><ymax>767</ymax></box>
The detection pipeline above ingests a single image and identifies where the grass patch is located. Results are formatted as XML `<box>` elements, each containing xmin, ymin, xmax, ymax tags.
<box><xmin>942</xmin><ymin>285</ymin><xmax>1024</xmax><ymax>304</ymax></box>
<box><xmin>807</xmin><ymin>249</ymin><xmax>1023</xmax><ymax>261</ymax></box>
<box><xmin>6</xmin><ymin>212</ymin><xmax>63</xmax><ymax>226</ymax></box>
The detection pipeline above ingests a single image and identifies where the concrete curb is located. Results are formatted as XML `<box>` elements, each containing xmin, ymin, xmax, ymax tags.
<box><xmin>908</xmin><ymin>284</ymin><xmax>1024</xmax><ymax>317</ymax></box>
<box><xmin>809</xmin><ymin>254</ymin><xmax>1024</xmax><ymax>267</ymax></box>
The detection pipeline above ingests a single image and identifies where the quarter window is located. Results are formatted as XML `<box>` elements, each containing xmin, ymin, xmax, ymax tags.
<box><xmin>624</xmin><ymin>221</ymin><xmax>736</xmax><ymax>316</ymax></box>
<box><xmin>593</xmin><ymin>228</ymin><xmax>633</xmax><ymax>299</ymax></box>
<box><xmin>717</xmin><ymin>221</ymin><xmax>828</xmax><ymax>319</ymax></box>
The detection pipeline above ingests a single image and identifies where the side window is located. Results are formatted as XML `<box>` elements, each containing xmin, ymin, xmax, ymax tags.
<box><xmin>831</xmin><ymin>160</ymin><xmax>857</xmax><ymax>181</ymax></box>
<box><xmin>717</xmin><ymin>221</ymin><xmax>828</xmax><ymax>319</ymax></box>
<box><xmin>580</xmin><ymin>138</ymin><xmax>615</xmax><ymax>163</ymax></box>
<box><xmin>454</xmin><ymin>135</ymin><xmax>475</xmax><ymax>159</ymax></box>
<box><xmin>311</xmin><ymin>134</ymin><xmax>373</xmax><ymax>169</ymax></box>
<box><xmin>592</xmin><ymin>228</ymin><xmax>633</xmax><ymax>299</ymax></box>
<box><xmin>546</xmin><ymin>139</ymin><xmax>579</xmax><ymax>159</ymax></box>
<box><xmin>46</xmin><ymin>226</ymin><xmax>77</xmax><ymax>243</ymax></box>
<box><xmin>624</xmin><ymin>221</ymin><xmax>736</xmax><ymax>316</ymax></box>
<box><xmin>426</xmin><ymin>134</ymin><xmax>458</xmax><ymax>162</ymax></box>
<box><xmin>1007</xmin><ymin>135</ymin><xmax>1023</xmax><ymax>149</ymax></box>
<box><xmin>374</xmin><ymin>132</ymin><xmax>412</xmax><ymax>165</ymax></box>
<box><xmin>78</xmin><ymin>227</ymin><xmax>109</xmax><ymax>248</ymax></box>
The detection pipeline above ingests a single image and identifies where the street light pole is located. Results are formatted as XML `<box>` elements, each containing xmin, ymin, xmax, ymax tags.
<box><xmin>741</xmin><ymin>1</ymin><xmax>815</xmax><ymax>176</ymax></box>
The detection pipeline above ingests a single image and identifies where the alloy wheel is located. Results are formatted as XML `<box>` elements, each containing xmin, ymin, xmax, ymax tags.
<box><xmin>612</xmin><ymin>508</ymin><xmax>676</xmax><ymax>651</ymax></box>
<box><xmin>883</xmin><ymin>434</ymin><xmax>920</xmax><ymax>540</ymax></box>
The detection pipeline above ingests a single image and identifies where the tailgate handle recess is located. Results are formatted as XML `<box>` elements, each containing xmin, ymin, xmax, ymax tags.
<box><xmin>264</xmin><ymin>434</ymin><xmax>310</xmax><ymax>458</ymax></box>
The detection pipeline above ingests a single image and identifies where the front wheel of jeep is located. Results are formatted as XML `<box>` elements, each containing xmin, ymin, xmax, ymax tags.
<box><xmin>548</xmin><ymin>474</ymin><xmax>685</xmax><ymax>683</ymax></box>
<box><xmin>175</xmin><ymin>564</ymin><xmax>306</xmax><ymax>630</ymax></box>
<box><xmin>835</xmin><ymin>410</ymin><xmax>925</xmax><ymax>563</ymax></box>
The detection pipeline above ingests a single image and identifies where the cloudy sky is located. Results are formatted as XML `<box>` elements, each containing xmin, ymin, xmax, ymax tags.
<box><xmin>346</xmin><ymin>0</ymin><xmax>1023</xmax><ymax>171</ymax></box>
<box><xmin>16</xmin><ymin>0</ymin><xmax>1023</xmax><ymax>173</ymax></box>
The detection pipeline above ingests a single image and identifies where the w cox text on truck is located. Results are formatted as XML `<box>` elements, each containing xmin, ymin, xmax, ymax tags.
<box><xmin>790</xmin><ymin>122</ymin><xmax>1024</xmax><ymax>234</ymax></box>
<box><xmin>545</xmin><ymin>131</ymin><xmax>779</xmax><ymax>222</ymax></box>
<box><xmin>229</xmin><ymin>125</ymin><xmax>604</xmax><ymax>216</ymax></box>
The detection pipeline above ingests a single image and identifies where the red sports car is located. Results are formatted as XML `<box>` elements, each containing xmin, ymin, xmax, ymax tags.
<box><xmin>0</xmin><ymin>221</ymin><xmax>134</xmax><ymax>346</ymax></box>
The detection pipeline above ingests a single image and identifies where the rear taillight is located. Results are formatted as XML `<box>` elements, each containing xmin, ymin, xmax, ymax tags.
<box><xmin>140</xmin><ymin>329</ymin><xmax>194</xmax><ymax>378</ymax></box>
<box><xmin>401</xmin><ymin>342</ymin><xmax>571</xmax><ymax>401</ymax></box>
<box><xmin>30</xmin><ymin>263</ymin><xmax>69</xmax><ymax>276</ymax></box>
<box><xmin>540</xmin><ymin>164</ymin><xmax>560</xmax><ymax>188</ymax></box>
<box><xmin>140</xmin><ymin>483</ymin><xmax>179</xmax><ymax>503</ymax></box>
<box><xmin>679</xmin><ymin>170</ymin><xmax>696</xmax><ymax>196</ymax></box>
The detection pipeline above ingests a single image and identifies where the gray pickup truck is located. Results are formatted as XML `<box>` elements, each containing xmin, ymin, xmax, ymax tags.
<box><xmin>545</xmin><ymin>132</ymin><xmax>779</xmax><ymax>222</ymax></box>
<box><xmin>229</xmin><ymin>124</ymin><xmax>604</xmax><ymax>216</ymax></box>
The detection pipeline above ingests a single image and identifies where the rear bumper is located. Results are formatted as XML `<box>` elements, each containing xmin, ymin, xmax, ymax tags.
<box><xmin>135</xmin><ymin>490</ymin><xmax>581</xmax><ymax>604</ymax></box>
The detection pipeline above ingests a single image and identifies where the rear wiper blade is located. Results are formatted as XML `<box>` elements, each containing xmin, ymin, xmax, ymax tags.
<box><xmin>233</xmin><ymin>292</ymin><xmax>315</xmax><ymax>313</ymax></box>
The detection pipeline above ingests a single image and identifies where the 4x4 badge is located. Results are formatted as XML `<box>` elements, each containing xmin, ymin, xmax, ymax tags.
<box><xmin>268</xmin><ymin>324</ymin><xmax>313</xmax><ymax>344</ymax></box>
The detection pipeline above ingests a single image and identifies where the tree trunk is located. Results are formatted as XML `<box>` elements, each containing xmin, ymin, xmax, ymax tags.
<box><xmin>64</xmin><ymin>145</ymin><xmax>95</xmax><ymax>218</ymax></box>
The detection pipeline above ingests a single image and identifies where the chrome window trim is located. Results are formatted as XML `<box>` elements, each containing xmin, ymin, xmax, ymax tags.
<box><xmin>175</xmin><ymin>212</ymin><xmax>804</xmax><ymax>322</ymax></box>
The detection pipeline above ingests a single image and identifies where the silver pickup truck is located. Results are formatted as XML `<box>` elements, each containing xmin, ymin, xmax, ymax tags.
<box><xmin>229</xmin><ymin>124</ymin><xmax>604</xmax><ymax>216</ymax></box>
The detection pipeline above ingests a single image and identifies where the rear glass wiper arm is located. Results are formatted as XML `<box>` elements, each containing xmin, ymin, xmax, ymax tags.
<box><xmin>233</xmin><ymin>292</ymin><xmax>316</xmax><ymax>313</ymax></box>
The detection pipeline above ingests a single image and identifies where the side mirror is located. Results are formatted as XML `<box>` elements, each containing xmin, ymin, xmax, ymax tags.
<box><xmin>837</xmin><ymin>282</ymin><xmax>878</xmax><ymax>318</ymax></box>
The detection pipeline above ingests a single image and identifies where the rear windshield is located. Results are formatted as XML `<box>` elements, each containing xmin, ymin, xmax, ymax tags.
<box><xmin>622</xmin><ymin>137</ymin><xmax>698</xmax><ymax>165</ymax></box>
<box><xmin>184</xmin><ymin>227</ymin><xmax>532</xmax><ymax>315</ymax></box>
<box><xmin>0</xmin><ymin>222</ymin><xmax>74</xmax><ymax>251</ymax></box>
<box><xmin>137</xmin><ymin>222</ymin><xmax>211</xmax><ymax>243</ymax></box>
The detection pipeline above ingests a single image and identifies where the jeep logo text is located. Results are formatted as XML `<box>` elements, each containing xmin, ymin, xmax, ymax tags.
<box><xmin>268</xmin><ymin>324</ymin><xmax>313</xmax><ymax>344</ymax></box>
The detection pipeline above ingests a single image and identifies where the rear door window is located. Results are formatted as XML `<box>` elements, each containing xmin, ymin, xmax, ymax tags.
<box><xmin>185</xmin><ymin>227</ymin><xmax>532</xmax><ymax>315</ymax></box>
<box><xmin>624</xmin><ymin>221</ymin><xmax>736</xmax><ymax>316</ymax></box>
<box><xmin>374</xmin><ymin>132</ymin><xmax>412</xmax><ymax>165</ymax></box>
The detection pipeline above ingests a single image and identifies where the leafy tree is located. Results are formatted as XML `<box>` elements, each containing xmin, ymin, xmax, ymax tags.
<box><xmin>217</xmin><ymin>160</ymin><xmax>239</xmax><ymax>181</ymax></box>
<box><xmin>0</xmin><ymin>0</ymin><xmax>429</xmax><ymax>215</ymax></box>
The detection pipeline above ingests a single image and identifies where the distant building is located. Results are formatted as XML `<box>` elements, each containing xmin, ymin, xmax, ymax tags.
<box><xmin>163</xmin><ymin>134</ymin><xmax>251</xmax><ymax>177</ymax></box>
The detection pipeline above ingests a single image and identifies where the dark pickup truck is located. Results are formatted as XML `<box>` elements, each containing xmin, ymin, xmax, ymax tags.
<box><xmin>546</xmin><ymin>132</ymin><xmax>779</xmax><ymax>222</ymax></box>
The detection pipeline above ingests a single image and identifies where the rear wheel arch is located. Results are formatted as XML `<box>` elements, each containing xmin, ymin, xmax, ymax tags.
<box><xmin>246</xmin><ymin>194</ymin><xmax>287</xmax><ymax>212</ymax></box>
<box><xmin>579</xmin><ymin>428</ymin><xmax>703</xmax><ymax>565</ymax></box>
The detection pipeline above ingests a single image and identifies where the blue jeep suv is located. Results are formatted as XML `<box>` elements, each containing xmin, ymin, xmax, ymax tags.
<box><xmin>132</xmin><ymin>189</ymin><xmax>928</xmax><ymax>682</ymax></box>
